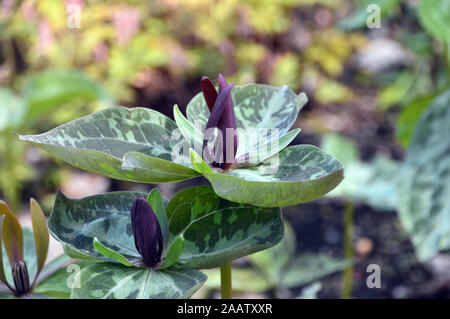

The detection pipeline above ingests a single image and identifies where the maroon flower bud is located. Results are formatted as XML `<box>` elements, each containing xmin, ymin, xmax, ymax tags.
<box><xmin>201</xmin><ymin>74</ymin><xmax>238</xmax><ymax>171</ymax></box>
<box><xmin>131</xmin><ymin>196</ymin><xmax>163</xmax><ymax>268</ymax></box>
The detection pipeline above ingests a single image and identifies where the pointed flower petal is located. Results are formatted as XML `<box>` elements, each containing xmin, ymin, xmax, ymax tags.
<box><xmin>30</xmin><ymin>198</ymin><xmax>49</xmax><ymax>286</ymax></box>
<box><xmin>201</xmin><ymin>76</ymin><xmax>218</xmax><ymax>113</ymax></box>
<box><xmin>0</xmin><ymin>201</ymin><xmax>24</xmax><ymax>265</ymax></box>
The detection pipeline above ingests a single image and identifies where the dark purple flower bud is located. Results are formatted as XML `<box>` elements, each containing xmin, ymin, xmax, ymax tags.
<box><xmin>201</xmin><ymin>76</ymin><xmax>218</xmax><ymax>113</ymax></box>
<box><xmin>12</xmin><ymin>260</ymin><xmax>30</xmax><ymax>296</ymax></box>
<box><xmin>201</xmin><ymin>74</ymin><xmax>238</xmax><ymax>171</ymax></box>
<box><xmin>131</xmin><ymin>196</ymin><xmax>163</xmax><ymax>268</ymax></box>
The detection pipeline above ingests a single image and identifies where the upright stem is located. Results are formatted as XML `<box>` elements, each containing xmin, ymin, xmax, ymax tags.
<box><xmin>341</xmin><ymin>199</ymin><xmax>354</xmax><ymax>299</ymax></box>
<box><xmin>220</xmin><ymin>263</ymin><xmax>232</xmax><ymax>299</ymax></box>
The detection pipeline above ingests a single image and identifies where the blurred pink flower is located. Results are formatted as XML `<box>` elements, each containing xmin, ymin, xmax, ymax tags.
<box><xmin>114</xmin><ymin>7</ymin><xmax>140</xmax><ymax>45</ymax></box>
<box><xmin>37</xmin><ymin>19</ymin><xmax>54</xmax><ymax>55</ymax></box>
<box><xmin>21</xmin><ymin>1</ymin><xmax>36</xmax><ymax>22</ymax></box>
<box><xmin>1</xmin><ymin>0</ymin><xmax>14</xmax><ymax>18</ymax></box>
<box><xmin>65</xmin><ymin>0</ymin><xmax>84</xmax><ymax>7</ymax></box>
<box><xmin>93</xmin><ymin>41</ymin><xmax>109</xmax><ymax>62</ymax></box>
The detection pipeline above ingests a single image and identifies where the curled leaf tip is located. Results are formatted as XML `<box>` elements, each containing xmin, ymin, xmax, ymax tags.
<box><xmin>131</xmin><ymin>196</ymin><xmax>163</xmax><ymax>268</ymax></box>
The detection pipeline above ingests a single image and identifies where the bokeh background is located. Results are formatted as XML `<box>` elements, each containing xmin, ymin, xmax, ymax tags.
<box><xmin>0</xmin><ymin>0</ymin><xmax>449</xmax><ymax>298</ymax></box>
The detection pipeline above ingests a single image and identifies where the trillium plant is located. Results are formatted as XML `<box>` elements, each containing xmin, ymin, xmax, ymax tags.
<box><xmin>0</xmin><ymin>200</ymin><xmax>68</xmax><ymax>298</ymax></box>
<box><xmin>18</xmin><ymin>75</ymin><xmax>344</xmax><ymax>298</ymax></box>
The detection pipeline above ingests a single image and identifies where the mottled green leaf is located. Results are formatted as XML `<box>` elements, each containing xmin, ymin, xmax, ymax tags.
<box><xmin>166</xmin><ymin>186</ymin><xmax>284</xmax><ymax>268</ymax></box>
<box><xmin>30</xmin><ymin>199</ymin><xmax>49</xmax><ymax>280</ymax></box>
<box><xmin>418</xmin><ymin>0</ymin><xmax>450</xmax><ymax>42</ymax></box>
<box><xmin>18</xmin><ymin>106</ymin><xmax>197</xmax><ymax>183</ymax></box>
<box><xmin>49</xmin><ymin>191</ymin><xmax>146</xmax><ymax>264</ymax></box>
<box><xmin>71</xmin><ymin>262</ymin><xmax>206</xmax><ymax>299</ymax></box>
<box><xmin>34</xmin><ymin>259</ymin><xmax>90</xmax><ymax>299</ymax></box>
<box><xmin>93</xmin><ymin>238</ymin><xmax>133</xmax><ymax>267</ymax></box>
<box><xmin>121</xmin><ymin>151</ymin><xmax>199</xmax><ymax>183</ymax></box>
<box><xmin>397</xmin><ymin>90</ymin><xmax>450</xmax><ymax>260</ymax></box>
<box><xmin>0</xmin><ymin>201</ymin><xmax>24</xmax><ymax>264</ymax></box>
<box><xmin>146</xmin><ymin>189</ymin><xmax>169</xmax><ymax>250</ymax></box>
<box><xmin>187</xmin><ymin>84</ymin><xmax>307</xmax><ymax>135</ymax></box>
<box><xmin>191</xmin><ymin>145</ymin><xmax>344</xmax><ymax>207</ymax></box>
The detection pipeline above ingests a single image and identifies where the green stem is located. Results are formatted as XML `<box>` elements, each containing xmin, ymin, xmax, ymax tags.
<box><xmin>341</xmin><ymin>199</ymin><xmax>354</xmax><ymax>299</ymax></box>
<box><xmin>220</xmin><ymin>263</ymin><xmax>232</xmax><ymax>299</ymax></box>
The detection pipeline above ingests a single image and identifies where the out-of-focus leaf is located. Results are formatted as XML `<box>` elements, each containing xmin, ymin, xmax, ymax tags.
<box><xmin>321</xmin><ymin>134</ymin><xmax>359</xmax><ymax>166</ymax></box>
<box><xmin>0</xmin><ymin>201</ymin><xmax>23</xmax><ymax>264</ymax></box>
<box><xmin>202</xmin><ymin>268</ymin><xmax>270</xmax><ymax>293</ymax></box>
<box><xmin>0</xmin><ymin>88</ymin><xmax>26</xmax><ymax>131</ymax></box>
<box><xmin>23</xmin><ymin>70</ymin><xmax>113</xmax><ymax>121</ymax></box>
<box><xmin>315</xmin><ymin>80</ymin><xmax>353</xmax><ymax>104</ymax></box>
<box><xmin>322</xmin><ymin>134</ymin><xmax>399</xmax><ymax>210</ymax></box>
<box><xmin>249</xmin><ymin>221</ymin><xmax>296</xmax><ymax>285</ymax></box>
<box><xmin>30</xmin><ymin>199</ymin><xmax>49</xmax><ymax>280</ymax></box>
<box><xmin>418</xmin><ymin>0</ymin><xmax>450</xmax><ymax>42</ymax></box>
<box><xmin>338</xmin><ymin>0</ymin><xmax>402</xmax><ymax>30</ymax></box>
<box><xmin>397</xmin><ymin>90</ymin><xmax>450</xmax><ymax>260</ymax></box>
<box><xmin>396</xmin><ymin>94</ymin><xmax>436</xmax><ymax>148</ymax></box>
<box><xmin>280</xmin><ymin>254</ymin><xmax>352</xmax><ymax>288</ymax></box>
<box><xmin>377</xmin><ymin>71</ymin><xmax>415</xmax><ymax>110</ymax></box>
<box><xmin>296</xmin><ymin>282</ymin><xmax>322</xmax><ymax>299</ymax></box>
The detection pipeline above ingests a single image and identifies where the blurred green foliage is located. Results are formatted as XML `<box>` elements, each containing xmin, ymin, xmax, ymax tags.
<box><xmin>200</xmin><ymin>222</ymin><xmax>351</xmax><ymax>298</ymax></box>
<box><xmin>0</xmin><ymin>70</ymin><xmax>112</xmax><ymax>211</ymax></box>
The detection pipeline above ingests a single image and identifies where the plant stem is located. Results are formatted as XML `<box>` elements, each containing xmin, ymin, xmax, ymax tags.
<box><xmin>341</xmin><ymin>199</ymin><xmax>354</xmax><ymax>299</ymax></box>
<box><xmin>220</xmin><ymin>263</ymin><xmax>232</xmax><ymax>299</ymax></box>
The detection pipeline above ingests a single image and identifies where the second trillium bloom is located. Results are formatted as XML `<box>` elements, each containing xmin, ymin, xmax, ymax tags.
<box><xmin>201</xmin><ymin>74</ymin><xmax>238</xmax><ymax>171</ymax></box>
<box><xmin>20</xmin><ymin>74</ymin><xmax>344</xmax><ymax>207</ymax></box>
<box><xmin>131</xmin><ymin>196</ymin><xmax>163</xmax><ymax>268</ymax></box>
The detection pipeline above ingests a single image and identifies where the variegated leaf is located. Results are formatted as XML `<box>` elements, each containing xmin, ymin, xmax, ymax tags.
<box><xmin>186</xmin><ymin>84</ymin><xmax>307</xmax><ymax>136</ymax></box>
<box><xmin>18</xmin><ymin>106</ymin><xmax>198</xmax><ymax>183</ymax></box>
<box><xmin>48</xmin><ymin>191</ymin><xmax>145</xmax><ymax>265</ymax></box>
<box><xmin>191</xmin><ymin>145</ymin><xmax>344</xmax><ymax>207</ymax></box>
<box><xmin>397</xmin><ymin>90</ymin><xmax>450</xmax><ymax>260</ymax></box>
<box><xmin>71</xmin><ymin>262</ymin><xmax>206</xmax><ymax>299</ymax></box>
<box><xmin>166</xmin><ymin>186</ymin><xmax>284</xmax><ymax>269</ymax></box>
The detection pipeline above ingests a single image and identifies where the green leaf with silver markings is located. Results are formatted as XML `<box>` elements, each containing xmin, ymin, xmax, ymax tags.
<box><xmin>166</xmin><ymin>186</ymin><xmax>284</xmax><ymax>269</ymax></box>
<box><xmin>48</xmin><ymin>191</ymin><xmax>145</xmax><ymax>265</ymax></box>
<box><xmin>18</xmin><ymin>106</ymin><xmax>199</xmax><ymax>183</ymax></box>
<box><xmin>397</xmin><ymin>90</ymin><xmax>450</xmax><ymax>260</ymax></box>
<box><xmin>71</xmin><ymin>262</ymin><xmax>206</xmax><ymax>299</ymax></box>
<box><xmin>191</xmin><ymin>145</ymin><xmax>344</xmax><ymax>207</ymax></box>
